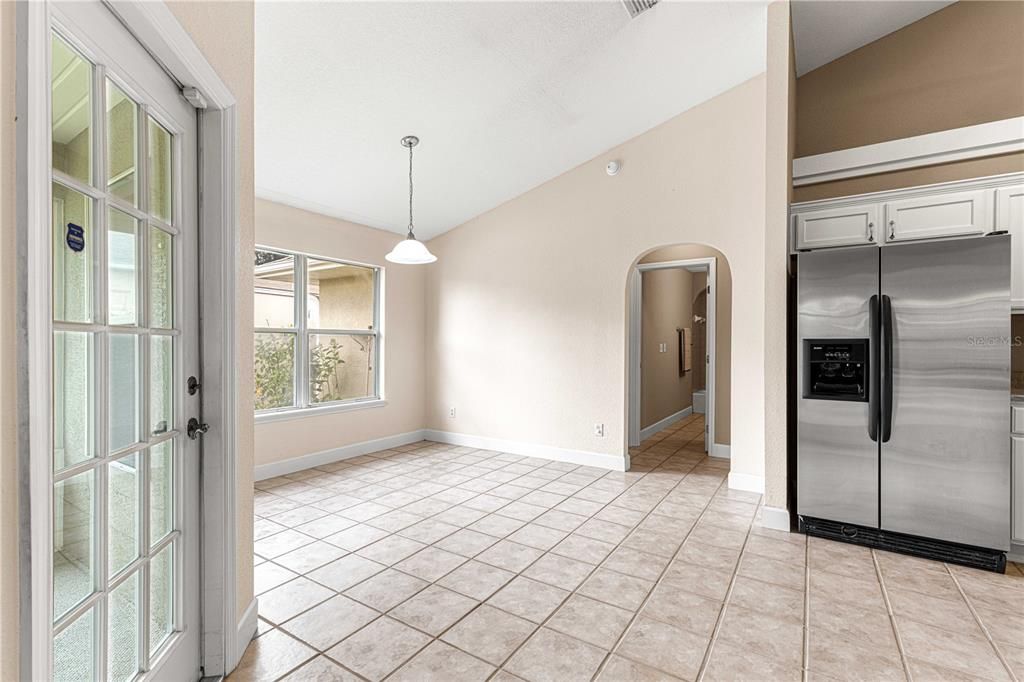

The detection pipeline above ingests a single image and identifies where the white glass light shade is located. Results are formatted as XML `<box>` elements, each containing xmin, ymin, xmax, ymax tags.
<box><xmin>385</xmin><ymin>236</ymin><xmax>437</xmax><ymax>264</ymax></box>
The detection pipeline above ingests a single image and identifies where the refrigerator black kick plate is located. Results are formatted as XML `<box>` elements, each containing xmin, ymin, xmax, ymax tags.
<box><xmin>799</xmin><ymin>516</ymin><xmax>1006</xmax><ymax>573</ymax></box>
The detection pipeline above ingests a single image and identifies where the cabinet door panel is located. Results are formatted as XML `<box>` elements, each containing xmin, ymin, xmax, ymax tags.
<box><xmin>884</xmin><ymin>189</ymin><xmax>990</xmax><ymax>243</ymax></box>
<box><xmin>794</xmin><ymin>204</ymin><xmax>878</xmax><ymax>250</ymax></box>
<box><xmin>996</xmin><ymin>185</ymin><xmax>1024</xmax><ymax>309</ymax></box>
<box><xmin>1014</xmin><ymin>436</ymin><xmax>1024</xmax><ymax>543</ymax></box>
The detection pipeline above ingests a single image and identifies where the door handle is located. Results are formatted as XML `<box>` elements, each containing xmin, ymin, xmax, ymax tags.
<box><xmin>880</xmin><ymin>295</ymin><xmax>894</xmax><ymax>443</ymax></box>
<box><xmin>187</xmin><ymin>417</ymin><xmax>210</xmax><ymax>440</ymax></box>
<box><xmin>868</xmin><ymin>294</ymin><xmax>880</xmax><ymax>442</ymax></box>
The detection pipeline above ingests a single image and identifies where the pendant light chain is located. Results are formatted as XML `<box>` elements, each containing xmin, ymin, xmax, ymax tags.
<box><xmin>386</xmin><ymin>134</ymin><xmax>436</xmax><ymax>264</ymax></box>
<box><xmin>407</xmin><ymin>142</ymin><xmax>415</xmax><ymax>237</ymax></box>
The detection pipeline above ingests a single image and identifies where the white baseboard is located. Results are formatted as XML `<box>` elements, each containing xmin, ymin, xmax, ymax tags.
<box><xmin>228</xmin><ymin>598</ymin><xmax>258</xmax><ymax>673</ymax></box>
<box><xmin>424</xmin><ymin>429</ymin><xmax>629</xmax><ymax>472</ymax></box>
<box><xmin>760</xmin><ymin>505</ymin><xmax>790</xmax><ymax>532</ymax></box>
<box><xmin>728</xmin><ymin>471</ymin><xmax>765</xmax><ymax>495</ymax></box>
<box><xmin>1009</xmin><ymin>543</ymin><xmax>1024</xmax><ymax>564</ymax></box>
<box><xmin>640</xmin><ymin>406</ymin><xmax>693</xmax><ymax>441</ymax></box>
<box><xmin>709</xmin><ymin>443</ymin><xmax>730</xmax><ymax>459</ymax></box>
<box><xmin>254</xmin><ymin>429</ymin><xmax>427</xmax><ymax>480</ymax></box>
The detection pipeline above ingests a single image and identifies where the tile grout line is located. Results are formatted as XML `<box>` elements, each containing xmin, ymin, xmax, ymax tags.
<box><xmin>945</xmin><ymin>565</ymin><xmax>1021</xmax><ymax>682</ymax></box>
<box><xmin>487</xmin><ymin>424</ymin><xmax>718</xmax><ymax>680</ymax></box>
<box><xmin>250</xmin><ymin>418</ymin><xmax>719</xmax><ymax>680</ymax></box>
<box><xmin>871</xmin><ymin>550</ymin><xmax>914</xmax><ymax>682</ymax></box>
<box><xmin>693</xmin><ymin>508</ymin><xmax>755</xmax><ymax>682</ymax></box>
<box><xmin>589</xmin><ymin>475</ymin><xmax>730</xmax><ymax>681</ymax></box>
<box><xmin>322</xmin><ymin>419</ymin><xmax>710</xmax><ymax>679</ymax></box>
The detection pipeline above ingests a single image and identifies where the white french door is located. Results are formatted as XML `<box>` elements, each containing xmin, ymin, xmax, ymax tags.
<box><xmin>47</xmin><ymin>2</ymin><xmax>200</xmax><ymax>680</ymax></box>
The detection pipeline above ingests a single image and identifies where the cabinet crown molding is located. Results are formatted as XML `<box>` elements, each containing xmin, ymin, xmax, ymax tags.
<box><xmin>793</xmin><ymin>117</ymin><xmax>1024</xmax><ymax>187</ymax></box>
<box><xmin>791</xmin><ymin>172</ymin><xmax>1024</xmax><ymax>214</ymax></box>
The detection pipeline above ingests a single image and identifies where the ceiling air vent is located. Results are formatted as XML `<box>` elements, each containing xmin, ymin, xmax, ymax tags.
<box><xmin>622</xmin><ymin>0</ymin><xmax>658</xmax><ymax>19</ymax></box>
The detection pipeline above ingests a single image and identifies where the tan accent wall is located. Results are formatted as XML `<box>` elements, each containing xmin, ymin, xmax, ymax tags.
<box><xmin>796</xmin><ymin>1</ymin><xmax>1024</xmax><ymax>157</ymax></box>
<box><xmin>692</xmin><ymin>272</ymin><xmax>707</xmax><ymax>392</ymax></box>
<box><xmin>794</xmin><ymin>0</ymin><xmax>1024</xmax><ymax>203</ymax></box>
<box><xmin>640</xmin><ymin>245</ymin><xmax>732</xmax><ymax>445</ymax></box>
<box><xmin>424</xmin><ymin>76</ymin><xmax>766</xmax><ymax>474</ymax></box>
<box><xmin>1</xmin><ymin>1</ymin><xmax>18</xmax><ymax>676</ymax></box>
<box><xmin>640</xmin><ymin>268</ymin><xmax>694</xmax><ymax>430</ymax></box>
<box><xmin>254</xmin><ymin>198</ymin><xmax>427</xmax><ymax>465</ymax></box>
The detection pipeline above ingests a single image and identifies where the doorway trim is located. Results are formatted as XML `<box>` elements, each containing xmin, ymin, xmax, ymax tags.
<box><xmin>628</xmin><ymin>257</ymin><xmax>719</xmax><ymax>456</ymax></box>
<box><xmin>16</xmin><ymin>1</ymin><xmax>246</xmax><ymax>678</ymax></box>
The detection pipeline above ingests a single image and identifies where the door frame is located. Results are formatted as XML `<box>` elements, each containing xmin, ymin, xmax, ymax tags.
<box><xmin>628</xmin><ymin>257</ymin><xmax>718</xmax><ymax>456</ymax></box>
<box><xmin>16</xmin><ymin>1</ymin><xmax>246</xmax><ymax>678</ymax></box>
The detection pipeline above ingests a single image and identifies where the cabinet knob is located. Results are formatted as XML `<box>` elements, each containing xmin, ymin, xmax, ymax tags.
<box><xmin>867</xmin><ymin>222</ymin><xmax>875</xmax><ymax>241</ymax></box>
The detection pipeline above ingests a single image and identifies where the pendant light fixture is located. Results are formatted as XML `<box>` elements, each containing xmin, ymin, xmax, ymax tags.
<box><xmin>385</xmin><ymin>135</ymin><xmax>437</xmax><ymax>264</ymax></box>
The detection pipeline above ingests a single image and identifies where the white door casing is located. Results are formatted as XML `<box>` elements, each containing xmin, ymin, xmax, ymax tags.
<box><xmin>627</xmin><ymin>257</ymin><xmax>718</xmax><ymax>458</ymax></box>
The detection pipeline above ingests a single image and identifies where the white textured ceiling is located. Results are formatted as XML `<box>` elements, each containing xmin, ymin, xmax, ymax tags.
<box><xmin>791</xmin><ymin>0</ymin><xmax>954</xmax><ymax>77</ymax></box>
<box><xmin>256</xmin><ymin>1</ymin><xmax>767</xmax><ymax>239</ymax></box>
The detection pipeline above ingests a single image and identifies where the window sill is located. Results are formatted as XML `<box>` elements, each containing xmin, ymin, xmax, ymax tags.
<box><xmin>255</xmin><ymin>398</ymin><xmax>388</xmax><ymax>425</ymax></box>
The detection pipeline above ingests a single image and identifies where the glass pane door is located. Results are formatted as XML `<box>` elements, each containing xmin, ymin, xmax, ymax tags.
<box><xmin>49</xmin><ymin>23</ymin><xmax>197</xmax><ymax>680</ymax></box>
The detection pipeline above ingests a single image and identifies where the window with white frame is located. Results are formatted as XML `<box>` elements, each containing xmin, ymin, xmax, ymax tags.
<box><xmin>254</xmin><ymin>248</ymin><xmax>381</xmax><ymax>413</ymax></box>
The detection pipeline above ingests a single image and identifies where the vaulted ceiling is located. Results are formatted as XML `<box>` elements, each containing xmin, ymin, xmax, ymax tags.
<box><xmin>256</xmin><ymin>1</ymin><xmax>768</xmax><ymax>239</ymax></box>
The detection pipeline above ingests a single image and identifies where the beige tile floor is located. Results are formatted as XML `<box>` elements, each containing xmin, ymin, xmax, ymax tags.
<box><xmin>234</xmin><ymin>414</ymin><xmax>1024</xmax><ymax>682</ymax></box>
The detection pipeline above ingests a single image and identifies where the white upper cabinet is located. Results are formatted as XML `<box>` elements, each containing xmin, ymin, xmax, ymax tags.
<box><xmin>793</xmin><ymin>203</ymin><xmax>880</xmax><ymax>250</ymax></box>
<box><xmin>883</xmin><ymin>189</ymin><xmax>992</xmax><ymax>243</ymax></box>
<box><xmin>996</xmin><ymin>184</ymin><xmax>1024</xmax><ymax>309</ymax></box>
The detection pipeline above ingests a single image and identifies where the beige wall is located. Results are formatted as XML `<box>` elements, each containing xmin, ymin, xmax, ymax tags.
<box><xmin>640</xmin><ymin>268</ymin><xmax>694</xmax><ymax>430</ymax></box>
<box><xmin>794</xmin><ymin>0</ymin><xmax>1024</xmax><ymax>203</ymax></box>
<box><xmin>1</xmin><ymin>0</ymin><xmax>17</xmax><ymax>676</ymax></box>
<box><xmin>640</xmin><ymin>245</ymin><xmax>732</xmax><ymax>445</ymax></box>
<box><xmin>764</xmin><ymin>0</ymin><xmax>793</xmax><ymax>510</ymax></box>
<box><xmin>424</xmin><ymin>74</ymin><xmax>768</xmax><ymax>479</ymax></box>
<box><xmin>254</xmin><ymin>199</ymin><xmax>427</xmax><ymax>466</ymax></box>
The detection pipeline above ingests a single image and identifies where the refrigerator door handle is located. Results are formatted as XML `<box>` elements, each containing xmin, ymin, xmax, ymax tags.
<box><xmin>881</xmin><ymin>294</ymin><xmax>894</xmax><ymax>443</ymax></box>
<box><xmin>868</xmin><ymin>294</ymin><xmax>880</xmax><ymax>442</ymax></box>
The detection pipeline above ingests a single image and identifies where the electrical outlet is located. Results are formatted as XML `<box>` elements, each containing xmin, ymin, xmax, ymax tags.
<box><xmin>449</xmin><ymin>407</ymin><xmax>456</xmax><ymax>418</ymax></box>
<box><xmin>594</xmin><ymin>423</ymin><xmax>605</xmax><ymax>437</ymax></box>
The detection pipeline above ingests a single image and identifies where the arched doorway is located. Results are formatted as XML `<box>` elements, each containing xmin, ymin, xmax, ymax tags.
<box><xmin>626</xmin><ymin>243</ymin><xmax>733</xmax><ymax>463</ymax></box>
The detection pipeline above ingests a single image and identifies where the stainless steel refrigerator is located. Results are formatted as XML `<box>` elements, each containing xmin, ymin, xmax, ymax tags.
<box><xmin>797</xmin><ymin>235</ymin><xmax>1011</xmax><ymax>564</ymax></box>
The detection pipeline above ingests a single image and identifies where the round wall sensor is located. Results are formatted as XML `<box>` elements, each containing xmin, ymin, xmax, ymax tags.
<box><xmin>606</xmin><ymin>160</ymin><xmax>621</xmax><ymax>176</ymax></box>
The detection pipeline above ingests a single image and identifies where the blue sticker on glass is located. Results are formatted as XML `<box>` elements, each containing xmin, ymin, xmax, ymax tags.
<box><xmin>66</xmin><ymin>222</ymin><xmax>85</xmax><ymax>252</ymax></box>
